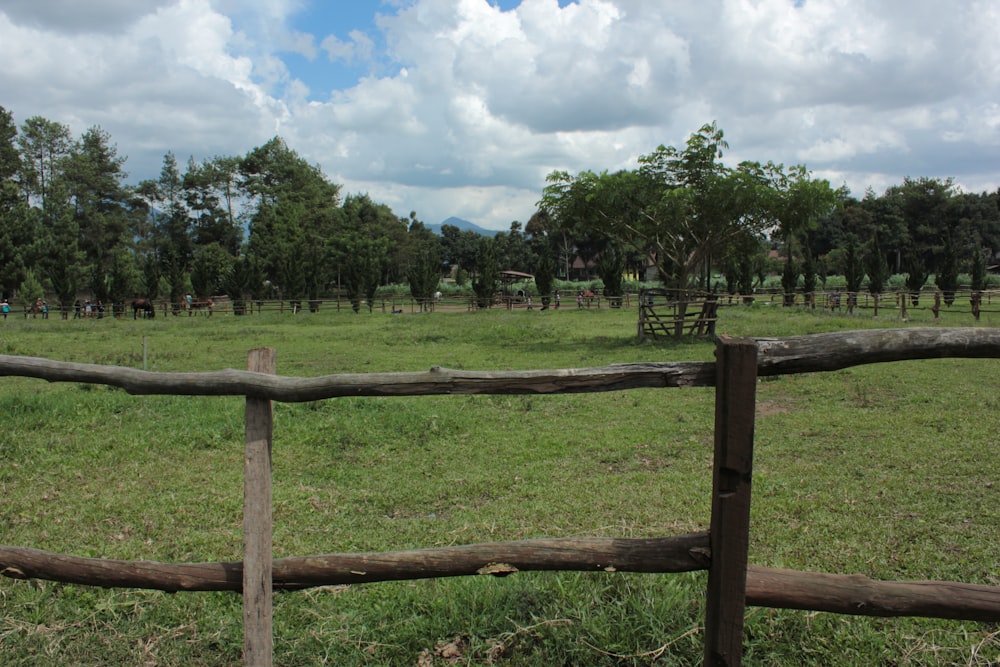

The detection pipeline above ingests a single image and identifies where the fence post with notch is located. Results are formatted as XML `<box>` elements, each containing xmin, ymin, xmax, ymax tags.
<box><xmin>703</xmin><ymin>336</ymin><xmax>758</xmax><ymax>666</ymax></box>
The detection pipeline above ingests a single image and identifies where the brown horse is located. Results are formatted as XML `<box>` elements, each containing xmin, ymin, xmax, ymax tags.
<box><xmin>188</xmin><ymin>298</ymin><xmax>213</xmax><ymax>316</ymax></box>
<box><xmin>132</xmin><ymin>298</ymin><xmax>155</xmax><ymax>319</ymax></box>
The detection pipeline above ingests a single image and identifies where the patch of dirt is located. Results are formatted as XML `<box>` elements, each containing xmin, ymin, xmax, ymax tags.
<box><xmin>756</xmin><ymin>400</ymin><xmax>793</xmax><ymax>417</ymax></box>
<box><xmin>417</xmin><ymin>637</ymin><xmax>467</xmax><ymax>666</ymax></box>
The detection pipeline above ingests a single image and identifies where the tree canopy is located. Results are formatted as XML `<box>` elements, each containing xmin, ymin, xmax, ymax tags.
<box><xmin>0</xmin><ymin>104</ymin><xmax>997</xmax><ymax>310</ymax></box>
<box><xmin>539</xmin><ymin>123</ymin><xmax>841</xmax><ymax>292</ymax></box>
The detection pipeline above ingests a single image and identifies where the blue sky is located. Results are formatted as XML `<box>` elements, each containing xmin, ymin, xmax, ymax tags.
<box><xmin>278</xmin><ymin>0</ymin><xmax>579</xmax><ymax>102</ymax></box>
<box><xmin>1</xmin><ymin>0</ymin><xmax>998</xmax><ymax>230</ymax></box>
<box><xmin>283</xmin><ymin>2</ymin><xmax>389</xmax><ymax>96</ymax></box>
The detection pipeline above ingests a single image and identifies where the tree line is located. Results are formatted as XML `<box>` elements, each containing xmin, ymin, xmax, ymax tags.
<box><xmin>537</xmin><ymin>122</ymin><xmax>1000</xmax><ymax>307</ymax></box>
<box><xmin>0</xmin><ymin>105</ymin><xmax>499</xmax><ymax>314</ymax></box>
<box><xmin>1</xmin><ymin>106</ymin><xmax>998</xmax><ymax>316</ymax></box>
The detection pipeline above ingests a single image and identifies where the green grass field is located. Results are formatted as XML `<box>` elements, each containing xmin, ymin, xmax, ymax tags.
<box><xmin>0</xmin><ymin>302</ymin><xmax>998</xmax><ymax>665</ymax></box>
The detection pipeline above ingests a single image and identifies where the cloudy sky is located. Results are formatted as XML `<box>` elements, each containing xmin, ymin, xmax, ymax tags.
<box><xmin>2</xmin><ymin>0</ymin><xmax>998</xmax><ymax>230</ymax></box>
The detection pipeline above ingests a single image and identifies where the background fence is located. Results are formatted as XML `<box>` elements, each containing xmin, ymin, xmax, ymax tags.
<box><xmin>1</xmin><ymin>327</ymin><xmax>999</xmax><ymax>666</ymax></box>
<box><xmin>7</xmin><ymin>288</ymin><xmax>997</xmax><ymax>322</ymax></box>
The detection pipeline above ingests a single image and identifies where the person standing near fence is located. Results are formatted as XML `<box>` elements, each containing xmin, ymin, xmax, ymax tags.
<box><xmin>1</xmin><ymin>298</ymin><xmax>8</xmax><ymax>319</ymax></box>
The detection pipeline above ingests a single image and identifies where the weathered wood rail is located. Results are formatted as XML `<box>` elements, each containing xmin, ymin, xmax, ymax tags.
<box><xmin>4</xmin><ymin>327</ymin><xmax>998</xmax><ymax>398</ymax></box>
<box><xmin>1</xmin><ymin>327</ymin><xmax>998</xmax><ymax>667</ymax></box>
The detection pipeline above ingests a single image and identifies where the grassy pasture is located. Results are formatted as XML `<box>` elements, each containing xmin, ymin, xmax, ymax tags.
<box><xmin>0</xmin><ymin>304</ymin><xmax>998</xmax><ymax>666</ymax></box>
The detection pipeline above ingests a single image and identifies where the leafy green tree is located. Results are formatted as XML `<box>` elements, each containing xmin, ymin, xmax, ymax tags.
<box><xmin>843</xmin><ymin>236</ymin><xmax>865</xmax><ymax>294</ymax></box>
<box><xmin>245</xmin><ymin>203</ymin><xmax>297</xmax><ymax>298</ymax></box>
<box><xmin>190</xmin><ymin>243</ymin><xmax>234</xmax><ymax>298</ymax></box>
<box><xmin>397</xmin><ymin>213</ymin><xmax>439</xmax><ymax>281</ymax></box>
<box><xmin>540</xmin><ymin>170</ymin><xmax>635</xmax><ymax>278</ymax></box>
<box><xmin>0</xmin><ymin>105</ymin><xmax>20</xmax><ymax>185</ymax></box>
<box><xmin>472</xmin><ymin>237</ymin><xmax>500</xmax><ymax>309</ymax></box>
<box><xmin>141</xmin><ymin>253</ymin><xmax>161</xmax><ymax>299</ymax></box>
<box><xmin>635</xmin><ymin>125</ymin><xmax>775</xmax><ymax>289</ymax></box>
<box><xmin>339</xmin><ymin>234</ymin><xmax>387</xmax><ymax>313</ymax></box>
<box><xmin>865</xmin><ymin>233</ymin><xmax>889</xmax><ymax>295</ymax></box>
<box><xmin>895</xmin><ymin>177</ymin><xmax>956</xmax><ymax>275</ymax></box>
<box><xmin>720</xmin><ymin>254</ymin><xmax>739</xmax><ymax>295</ymax></box>
<box><xmin>780</xmin><ymin>254</ymin><xmax>798</xmax><ymax>306</ymax></box>
<box><xmin>951</xmin><ymin>191</ymin><xmax>1000</xmax><ymax>265</ymax></box>
<box><xmin>62</xmin><ymin>126</ymin><xmax>132</xmax><ymax>302</ymax></box>
<box><xmin>737</xmin><ymin>257</ymin><xmax>758</xmax><ymax>303</ymax></box>
<box><xmin>17</xmin><ymin>115</ymin><xmax>72</xmax><ymax>208</ymax></box>
<box><xmin>569</xmin><ymin>227</ymin><xmax>612</xmax><ymax>282</ymax></box>
<box><xmin>18</xmin><ymin>269</ymin><xmax>44</xmax><ymax>305</ymax></box>
<box><xmin>0</xmin><ymin>106</ymin><xmax>34</xmax><ymax>298</ymax></box>
<box><xmin>159</xmin><ymin>244</ymin><xmax>188</xmax><ymax>313</ymax></box>
<box><xmin>527</xmin><ymin>190</ymin><xmax>590</xmax><ymax>280</ymax></box>
<box><xmin>494</xmin><ymin>221</ymin><xmax>535</xmax><ymax>273</ymax></box>
<box><xmin>33</xmin><ymin>177</ymin><xmax>85</xmax><ymax>315</ymax></box>
<box><xmin>184</xmin><ymin>155</ymin><xmax>243</xmax><ymax>254</ymax></box>
<box><xmin>439</xmin><ymin>224</ymin><xmax>481</xmax><ymax>279</ymax></box>
<box><xmin>241</xmin><ymin>137</ymin><xmax>341</xmax><ymax>299</ymax></box>
<box><xmin>106</xmin><ymin>245</ymin><xmax>142</xmax><ymax>311</ymax></box>
<box><xmin>533</xmin><ymin>248</ymin><xmax>557</xmax><ymax>309</ymax></box>
<box><xmin>140</xmin><ymin>152</ymin><xmax>193</xmax><ymax>307</ymax></box>
<box><xmin>970</xmin><ymin>243</ymin><xmax>987</xmax><ymax>292</ymax></box>
<box><xmin>903</xmin><ymin>247</ymin><xmax>929</xmax><ymax>305</ymax></box>
<box><xmin>721</xmin><ymin>230</ymin><xmax>765</xmax><ymax>303</ymax></box>
<box><xmin>936</xmin><ymin>232</ymin><xmax>959</xmax><ymax>306</ymax></box>
<box><xmin>541</xmin><ymin>123</ymin><xmax>773</xmax><ymax>291</ymax></box>
<box><xmin>222</xmin><ymin>254</ymin><xmax>262</xmax><ymax>315</ymax></box>
<box><xmin>407</xmin><ymin>247</ymin><xmax>441</xmax><ymax>311</ymax></box>
<box><xmin>380</xmin><ymin>211</ymin><xmax>414</xmax><ymax>286</ymax></box>
<box><xmin>765</xmin><ymin>163</ymin><xmax>838</xmax><ymax>306</ymax></box>
<box><xmin>801</xmin><ymin>245</ymin><xmax>818</xmax><ymax>301</ymax></box>
<box><xmin>339</xmin><ymin>194</ymin><xmax>407</xmax><ymax>289</ymax></box>
<box><xmin>405</xmin><ymin>218</ymin><xmax>442</xmax><ymax>311</ymax></box>
<box><xmin>861</xmin><ymin>186</ymin><xmax>907</xmax><ymax>262</ymax></box>
<box><xmin>596</xmin><ymin>243</ymin><xmax>626</xmax><ymax>301</ymax></box>
<box><xmin>812</xmin><ymin>192</ymin><xmax>873</xmax><ymax>259</ymax></box>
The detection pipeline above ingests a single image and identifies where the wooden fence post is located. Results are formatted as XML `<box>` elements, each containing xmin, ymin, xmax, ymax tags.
<box><xmin>244</xmin><ymin>348</ymin><xmax>276</xmax><ymax>667</ymax></box>
<box><xmin>703</xmin><ymin>337</ymin><xmax>758</xmax><ymax>667</ymax></box>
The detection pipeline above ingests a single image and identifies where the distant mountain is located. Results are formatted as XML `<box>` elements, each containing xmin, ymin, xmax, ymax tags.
<box><xmin>426</xmin><ymin>216</ymin><xmax>499</xmax><ymax>237</ymax></box>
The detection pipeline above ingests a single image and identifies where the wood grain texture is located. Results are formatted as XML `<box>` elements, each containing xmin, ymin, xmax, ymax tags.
<box><xmin>3</xmin><ymin>545</ymin><xmax>997</xmax><ymax>622</ymax></box>
<box><xmin>0</xmin><ymin>533</ymin><xmax>711</xmax><ymax>590</ymax></box>
<box><xmin>703</xmin><ymin>337</ymin><xmax>759</xmax><ymax>667</ymax></box>
<box><xmin>244</xmin><ymin>348</ymin><xmax>275</xmax><ymax>667</ymax></box>
<box><xmin>1</xmin><ymin>328</ymin><xmax>995</xmax><ymax>400</ymax></box>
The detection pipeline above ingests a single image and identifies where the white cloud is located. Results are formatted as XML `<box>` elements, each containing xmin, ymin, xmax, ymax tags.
<box><xmin>1</xmin><ymin>0</ymin><xmax>998</xmax><ymax>229</ymax></box>
<box><xmin>321</xmin><ymin>30</ymin><xmax>375</xmax><ymax>64</ymax></box>
<box><xmin>0</xmin><ymin>0</ymin><xmax>172</xmax><ymax>33</ymax></box>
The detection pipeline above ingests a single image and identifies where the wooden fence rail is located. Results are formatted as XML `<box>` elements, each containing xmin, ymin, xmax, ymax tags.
<box><xmin>3</xmin><ymin>328</ymin><xmax>999</xmax><ymax>398</ymax></box>
<box><xmin>3</xmin><ymin>543</ymin><xmax>998</xmax><ymax>621</ymax></box>
<box><xmin>1</xmin><ymin>326</ymin><xmax>999</xmax><ymax>667</ymax></box>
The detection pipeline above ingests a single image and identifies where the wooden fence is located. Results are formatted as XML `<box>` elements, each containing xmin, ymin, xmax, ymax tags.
<box><xmin>638</xmin><ymin>289</ymin><xmax>719</xmax><ymax>340</ymax></box>
<box><xmin>7</xmin><ymin>288</ymin><xmax>998</xmax><ymax>321</ymax></box>
<box><xmin>1</xmin><ymin>327</ymin><xmax>999</xmax><ymax>666</ymax></box>
<box><xmin>723</xmin><ymin>288</ymin><xmax>1000</xmax><ymax>319</ymax></box>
